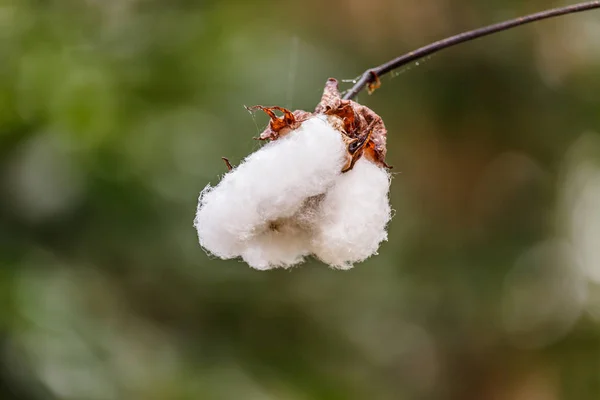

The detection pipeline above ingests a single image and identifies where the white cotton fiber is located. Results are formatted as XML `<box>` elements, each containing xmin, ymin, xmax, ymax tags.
<box><xmin>240</xmin><ymin>220</ymin><xmax>311</xmax><ymax>270</ymax></box>
<box><xmin>311</xmin><ymin>158</ymin><xmax>392</xmax><ymax>269</ymax></box>
<box><xmin>194</xmin><ymin>116</ymin><xmax>346</xmax><ymax>269</ymax></box>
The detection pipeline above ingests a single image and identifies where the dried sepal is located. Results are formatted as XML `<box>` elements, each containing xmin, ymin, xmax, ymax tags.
<box><xmin>314</xmin><ymin>78</ymin><xmax>342</xmax><ymax>114</ymax></box>
<box><xmin>221</xmin><ymin>157</ymin><xmax>234</xmax><ymax>171</ymax></box>
<box><xmin>250</xmin><ymin>78</ymin><xmax>390</xmax><ymax>172</ymax></box>
<box><xmin>317</xmin><ymin>79</ymin><xmax>389</xmax><ymax>170</ymax></box>
<box><xmin>246</xmin><ymin>105</ymin><xmax>311</xmax><ymax>140</ymax></box>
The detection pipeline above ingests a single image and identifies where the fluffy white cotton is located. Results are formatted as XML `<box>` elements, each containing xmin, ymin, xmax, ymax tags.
<box><xmin>194</xmin><ymin>116</ymin><xmax>346</xmax><ymax>269</ymax></box>
<box><xmin>311</xmin><ymin>158</ymin><xmax>392</xmax><ymax>269</ymax></box>
<box><xmin>240</xmin><ymin>219</ymin><xmax>311</xmax><ymax>270</ymax></box>
<box><xmin>195</xmin><ymin>116</ymin><xmax>393</xmax><ymax>270</ymax></box>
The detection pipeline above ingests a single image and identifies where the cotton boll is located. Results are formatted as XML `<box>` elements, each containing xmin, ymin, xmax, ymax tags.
<box><xmin>312</xmin><ymin>158</ymin><xmax>391</xmax><ymax>269</ymax></box>
<box><xmin>194</xmin><ymin>116</ymin><xmax>346</xmax><ymax>267</ymax></box>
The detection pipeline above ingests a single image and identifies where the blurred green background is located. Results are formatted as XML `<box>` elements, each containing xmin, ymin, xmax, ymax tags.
<box><xmin>1</xmin><ymin>0</ymin><xmax>600</xmax><ymax>399</ymax></box>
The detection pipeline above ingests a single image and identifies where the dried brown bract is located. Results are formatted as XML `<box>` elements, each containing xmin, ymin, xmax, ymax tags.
<box><xmin>249</xmin><ymin>78</ymin><xmax>391</xmax><ymax>173</ymax></box>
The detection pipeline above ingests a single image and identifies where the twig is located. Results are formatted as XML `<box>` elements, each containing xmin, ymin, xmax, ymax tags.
<box><xmin>343</xmin><ymin>1</ymin><xmax>600</xmax><ymax>100</ymax></box>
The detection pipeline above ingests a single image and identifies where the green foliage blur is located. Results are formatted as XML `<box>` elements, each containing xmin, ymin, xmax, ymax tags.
<box><xmin>1</xmin><ymin>0</ymin><xmax>600</xmax><ymax>399</ymax></box>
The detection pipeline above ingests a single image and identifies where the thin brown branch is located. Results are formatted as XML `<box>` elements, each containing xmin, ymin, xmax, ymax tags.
<box><xmin>343</xmin><ymin>1</ymin><xmax>600</xmax><ymax>100</ymax></box>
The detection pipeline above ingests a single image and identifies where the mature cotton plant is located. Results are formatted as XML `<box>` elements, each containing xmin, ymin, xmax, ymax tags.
<box><xmin>195</xmin><ymin>79</ymin><xmax>392</xmax><ymax>269</ymax></box>
<box><xmin>195</xmin><ymin>1</ymin><xmax>600</xmax><ymax>269</ymax></box>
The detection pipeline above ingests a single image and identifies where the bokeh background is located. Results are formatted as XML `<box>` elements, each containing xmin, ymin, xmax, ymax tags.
<box><xmin>1</xmin><ymin>0</ymin><xmax>600</xmax><ymax>399</ymax></box>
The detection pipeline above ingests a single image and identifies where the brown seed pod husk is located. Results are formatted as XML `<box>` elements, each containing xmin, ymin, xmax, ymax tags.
<box><xmin>249</xmin><ymin>78</ymin><xmax>390</xmax><ymax>172</ymax></box>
